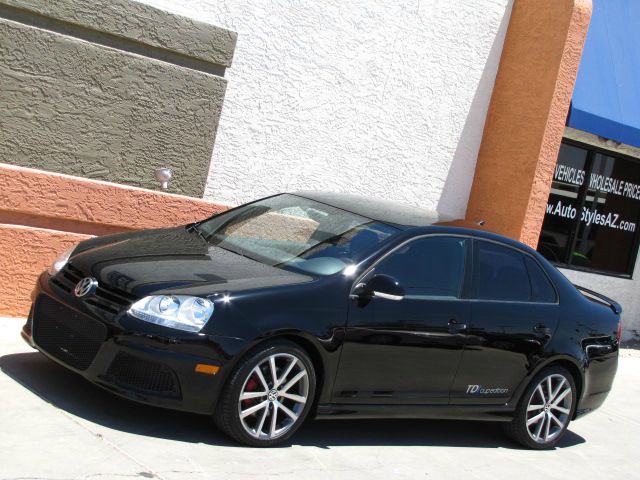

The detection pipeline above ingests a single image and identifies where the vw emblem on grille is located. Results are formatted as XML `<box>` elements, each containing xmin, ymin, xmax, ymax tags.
<box><xmin>74</xmin><ymin>277</ymin><xmax>98</xmax><ymax>298</ymax></box>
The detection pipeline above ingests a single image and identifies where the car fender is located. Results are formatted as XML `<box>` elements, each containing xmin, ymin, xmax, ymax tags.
<box><xmin>506</xmin><ymin>352</ymin><xmax>585</xmax><ymax>410</ymax></box>
<box><xmin>208</xmin><ymin>327</ymin><xmax>343</xmax><ymax>413</ymax></box>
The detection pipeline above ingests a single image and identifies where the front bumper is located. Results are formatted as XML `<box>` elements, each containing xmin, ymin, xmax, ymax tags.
<box><xmin>23</xmin><ymin>273</ymin><xmax>248</xmax><ymax>415</ymax></box>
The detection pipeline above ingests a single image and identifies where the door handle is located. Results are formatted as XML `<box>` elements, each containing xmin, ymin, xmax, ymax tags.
<box><xmin>448</xmin><ymin>319</ymin><xmax>467</xmax><ymax>333</ymax></box>
<box><xmin>533</xmin><ymin>323</ymin><xmax>551</xmax><ymax>335</ymax></box>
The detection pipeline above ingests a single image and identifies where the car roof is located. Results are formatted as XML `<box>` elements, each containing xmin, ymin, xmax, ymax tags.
<box><xmin>293</xmin><ymin>191</ymin><xmax>452</xmax><ymax>227</ymax></box>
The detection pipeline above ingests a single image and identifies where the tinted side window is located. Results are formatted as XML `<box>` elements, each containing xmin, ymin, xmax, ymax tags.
<box><xmin>476</xmin><ymin>241</ymin><xmax>531</xmax><ymax>301</ymax></box>
<box><xmin>375</xmin><ymin>236</ymin><xmax>467</xmax><ymax>298</ymax></box>
<box><xmin>524</xmin><ymin>256</ymin><xmax>557</xmax><ymax>303</ymax></box>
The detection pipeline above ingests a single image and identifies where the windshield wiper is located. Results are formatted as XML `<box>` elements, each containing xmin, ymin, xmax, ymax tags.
<box><xmin>186</xmin><ymin>223</ymin><xmax>208</xmax><ymax>243</ymax></box>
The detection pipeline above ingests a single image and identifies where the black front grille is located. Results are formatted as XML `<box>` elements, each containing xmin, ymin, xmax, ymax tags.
<box><xmin>32</xmin><ymin>295</ymin><xmax>108</xmax><ymax>370</ymax></box>
<box><xmin>51</xmin><ymin>264</ymin><xmax>137</xmax><ymax>315</ymax></box>
<box><xmin>104</xmin><ymin>352</ymin><xmax>181</xmax><ymax>398</ymax></box>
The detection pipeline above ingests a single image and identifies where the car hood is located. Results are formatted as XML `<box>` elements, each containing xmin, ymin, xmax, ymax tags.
<box><xmin>68</xmin><ymin>226</ymin><xmax>314</xmax><ymax>298</ymax></box>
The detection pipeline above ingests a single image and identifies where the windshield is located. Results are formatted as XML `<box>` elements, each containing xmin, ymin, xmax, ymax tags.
<box><xmin>197</xmin><ymin>194</ymin><xmax>399</xmax><ymax>276</ymax></box>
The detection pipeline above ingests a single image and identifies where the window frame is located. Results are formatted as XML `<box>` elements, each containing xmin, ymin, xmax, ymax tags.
<box><xmin>539</xmin><ymin>138</ymin><xmax>640</xmax><ymax>279</ymax></box>
<box><xmin>351</xmin><ymin>233</ymin><xmax>473</xmax><ymax>301</ymax></box>
<box><xmin>471</xmin><ymin>239</ymin><xmax>559</xmax><ymax>305</ymax></box>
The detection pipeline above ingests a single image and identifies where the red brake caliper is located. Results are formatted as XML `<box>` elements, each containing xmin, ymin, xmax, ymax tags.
<box><xmin>241</xmin><ymin>376</ymin><xmax>259</xmax><ymax>409</ymax></box>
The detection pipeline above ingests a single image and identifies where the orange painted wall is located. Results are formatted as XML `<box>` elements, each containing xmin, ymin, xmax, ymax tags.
<box><xmin>465</xmin><ymin>0</ymin><xmax>592</xmax><ymax>247</ymax></box>
<box><xmin>0</xmin><ymin>163</ymin><xmax>228</xmax><ymax>317</ymax></box>
<box><xmin>1</xmin><ymin>225</ymin><xmax>90</xmax><ymax>317</ymax></box>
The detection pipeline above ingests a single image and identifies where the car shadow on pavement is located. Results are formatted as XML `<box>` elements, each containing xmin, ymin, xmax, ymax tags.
<box><xmin>0</xmin><ymin>352</ymin><xmax>586</xmax><ymax>450</ymax></box>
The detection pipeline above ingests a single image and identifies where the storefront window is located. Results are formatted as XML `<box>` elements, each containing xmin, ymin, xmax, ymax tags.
<box><xmin>538</xmin><ymin>140</ymin><xmax>640</xmax><ymax>277</ymax></box>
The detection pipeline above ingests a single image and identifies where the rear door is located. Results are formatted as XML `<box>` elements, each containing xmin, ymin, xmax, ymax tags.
<box><xmin>450</xmin><ymin>239</ymin><xmax>559</xmax><ymax>404</ymax></box>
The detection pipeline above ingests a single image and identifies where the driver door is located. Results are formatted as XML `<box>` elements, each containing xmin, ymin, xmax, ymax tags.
<box><xmin>332</xmin><ymin>235</ymin><xmax>471</xmax><ymax>404</ymax></box>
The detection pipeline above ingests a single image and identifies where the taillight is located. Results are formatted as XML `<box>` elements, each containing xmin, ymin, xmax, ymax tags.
<box><xmin>616</xmin><ymin>319</ymin><xmax>623</xmax><ymax>342</ymax></box>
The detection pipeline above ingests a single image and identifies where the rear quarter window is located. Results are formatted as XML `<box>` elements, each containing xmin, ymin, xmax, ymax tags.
<box><xmin>524</xmin><ymin>256</ymin><xmax>557</xmax><ymax>303</ymax></box>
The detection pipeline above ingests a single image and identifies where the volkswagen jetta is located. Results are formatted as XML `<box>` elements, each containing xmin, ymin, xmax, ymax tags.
<box><xmin>22</xmin><ymin>192</ymin><xmax>621</xmax><ymax>448</ymax></box>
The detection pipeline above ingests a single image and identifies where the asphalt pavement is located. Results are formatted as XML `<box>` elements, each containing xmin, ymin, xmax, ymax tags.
<box><xmin>1</xmin><ymin>319</ymin><xmax>638</xmax><ymax>480</ymax></box>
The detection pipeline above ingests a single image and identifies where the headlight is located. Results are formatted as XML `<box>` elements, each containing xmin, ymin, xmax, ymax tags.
<box><xmin>128</xmin><ymin>295</ymin><xmax>215</xmax><ymax>332</ymax></box>
<box><xmin>48</xmin><ymin>246</ymin><xmax>75</xmax><ymax>276</ymax></box>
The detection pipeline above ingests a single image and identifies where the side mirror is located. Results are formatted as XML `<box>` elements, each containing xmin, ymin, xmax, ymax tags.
<box><xmin>350</xmin><ymin>274</ymin><xmax>404</xmax><ymax>306</ymax></box>
<box><xmin>368</xmin><ymin>274</ymin><xmax>405</xmax><ymax>301</ymax></box>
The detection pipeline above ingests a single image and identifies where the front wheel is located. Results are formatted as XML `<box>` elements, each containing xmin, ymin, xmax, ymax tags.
<box><xmin>214</xmin><ymin>340</ymin><xmax>316</xmax><ymax>447</ymax></box>
<box><xmin>505</xmin><ymin>366</ymin><xmax>577</xmax><ymax>449</ymax></box>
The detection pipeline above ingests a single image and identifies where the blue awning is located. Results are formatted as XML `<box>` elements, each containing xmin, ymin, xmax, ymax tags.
<box><xmin>568</xmin><ymin>0</ymin><xmax>640</xmax><ymax>148</ymax></box>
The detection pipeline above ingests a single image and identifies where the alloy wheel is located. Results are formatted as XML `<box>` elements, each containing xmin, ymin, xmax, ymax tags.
<box><xmin>237</xmin><ymin>353</ymin><xmax>309</xmax><ymax>440</ymax></box>
<box><xmin>526</xmin><ymin>373</ymin><xmax>573</xmax><ymax>443</ymax></box>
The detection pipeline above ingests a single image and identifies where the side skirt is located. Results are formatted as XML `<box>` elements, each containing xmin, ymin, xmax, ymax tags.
<box><xmin>315</xmin><ymin>403</ymin><xmax>515</xmax><ymax>422</ymax></box>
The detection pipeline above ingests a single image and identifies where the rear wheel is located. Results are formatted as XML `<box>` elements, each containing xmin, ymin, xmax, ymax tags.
<box><xmin>214</xmin><ymin>340</ymin><xmax>316</xmax><ymax>447</ymax></box>
<box><xmin>505</xmin><ymin>366</ymin><xmax>576</xmax><ymax>449</ymax></box>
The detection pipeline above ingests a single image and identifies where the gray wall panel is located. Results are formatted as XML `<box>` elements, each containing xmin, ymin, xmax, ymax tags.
<box><xmin>0</xmin><ymin>0</ymin><xmax>235</xmax><ymax>196</ymax></box>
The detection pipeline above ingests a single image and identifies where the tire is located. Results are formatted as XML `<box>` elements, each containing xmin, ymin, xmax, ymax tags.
<box><xmin>504</xmin><ymin>365</ymin><xmax>577</xmax><ymax>449</ymax></box>
<box><xmin>214</xmin><ymin>340</ymin><xmax>316</xmax><ymax>447</ymax></box>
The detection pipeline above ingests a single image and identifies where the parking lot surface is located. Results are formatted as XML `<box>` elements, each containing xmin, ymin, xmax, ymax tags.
<box><xmin>1</xmin><ymin>320</ymin><xmax>638</xmax><ymax>480</ymax></box>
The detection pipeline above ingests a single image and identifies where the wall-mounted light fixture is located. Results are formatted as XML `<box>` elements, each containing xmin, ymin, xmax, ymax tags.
<box><xmin>154</xmin><ymin>167</ymin><xmax>173</xmax><ymax>189</ymax></box>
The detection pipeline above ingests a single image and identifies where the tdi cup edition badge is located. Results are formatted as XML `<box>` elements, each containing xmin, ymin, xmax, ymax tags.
<box><xmin>466</xmin><ymin>384</ymin><xmax>509</xmax><ymax>395</ymax></box>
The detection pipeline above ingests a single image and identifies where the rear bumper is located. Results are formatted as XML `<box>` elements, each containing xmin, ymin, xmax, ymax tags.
<box><xmin>23</xmin><ymin>273</ymin><xmax>248</xmax><ymax>415</ymax></box>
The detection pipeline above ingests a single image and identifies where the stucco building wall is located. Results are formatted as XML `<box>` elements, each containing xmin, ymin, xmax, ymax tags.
<box><xmin>0</xmin><ymin>163</ymin><xmax>228</xmax><ymax>317</ymax></box>
<box><xmin>140</xmin><ymin>0</ymin><xmax>513</xmax><ymax>220</ymax></box>
<box><xmin>0</xmin><ymin>0</ymin><xmax>236</xmax><ymax>316</ymax></box>
<box><xmin>0</xmin><ymin>0</ymin><xmax>236</xmax><ymax>196</ymax></box>
<box><xmin>466</xmin><ymin>0</ymin><xmax>592</xmax><ymax>247</ymax></box>
<box><xmin>3</xmin><ymin>0</ymin><xmax>619</xmax><ymax>336</ymax></box>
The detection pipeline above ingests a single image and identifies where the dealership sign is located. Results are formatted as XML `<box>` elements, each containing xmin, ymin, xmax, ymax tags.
<box><xmin>538</xmin><ymin>142</ymin><xmax>640</xmax><ymax>276</ymax></box>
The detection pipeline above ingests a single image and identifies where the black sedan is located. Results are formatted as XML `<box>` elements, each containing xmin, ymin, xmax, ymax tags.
<box><xmin>22</xmin><ymin>192</ymin><xmax>621</xmax><ymax>448</ymax></box>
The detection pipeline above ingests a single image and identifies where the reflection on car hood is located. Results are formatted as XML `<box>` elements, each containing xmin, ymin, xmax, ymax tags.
<box><xmin>69</xmin><ymin>227</ymin><xmax>314</xmax><ymax>298</ymax></box>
